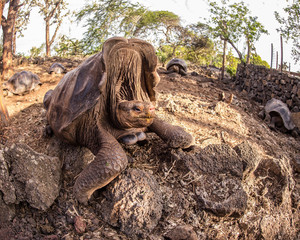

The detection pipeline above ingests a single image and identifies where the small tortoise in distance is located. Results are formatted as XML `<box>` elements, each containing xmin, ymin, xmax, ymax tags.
<box><xmin>2</xmin><ymin>71</ymin><xmax>41</xmax><ymax>95</ymax></box>
<box><xmin>166</xmin><ymin>58</ymin><xmax>188</xmax><ymax>76</ymax></box>
<box><xmin>43</xmin><ymin>37</ymin><xmax>194</xmax><ymax>204</ymax></box>
<box><xmin>48</xmin><ymin>62</ymin><xmax>66</xmax><ymax>74</ymax></box>
<box><xmin>260</xmin><ymin>98</ymin><xmax>295</xmax><ymax>132</ymax></box>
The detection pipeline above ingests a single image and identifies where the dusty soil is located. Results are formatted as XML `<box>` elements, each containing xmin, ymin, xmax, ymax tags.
<box><xmin>1</xmin><ymin>59</ymin><xmax>299</xmax><ymax>239</ymax></box>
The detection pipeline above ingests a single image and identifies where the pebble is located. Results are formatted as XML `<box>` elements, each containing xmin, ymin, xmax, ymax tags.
<box><xmin>74</xmin><ymin>216</ymin><xmax>86</xmax><ymax>234</ymax></box>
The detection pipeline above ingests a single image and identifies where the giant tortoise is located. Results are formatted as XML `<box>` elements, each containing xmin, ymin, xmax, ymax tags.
<box><xmin>264</xmin><ymin>98</ymin><xmax>295</xmax><ymax>131</ymax></box>
<box><xmin>2</xmin><ymin>71</ymin><xmax>41</xmax><ymax>95</ymax></box>
<box><xmin>43</xmin><ymin>37</ymin><xmax>194</xmax><ymax>204</ymax></box>
<box><xmin>166</xmin><ymin>58</ymin><xmax>188</xmax><ymax>76</ymax></box>
<box><xmin>48</xmin><ymin>63</ymin><xmax>66</xmax><ymax>74</ymax></box>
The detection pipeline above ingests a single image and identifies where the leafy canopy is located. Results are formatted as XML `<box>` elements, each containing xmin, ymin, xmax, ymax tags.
<box><xmin>207</xmin><ymin>0</ymin><xmax>268</xmax><ymax>62</ymax></box>
<box><xmin>76</xmin><ymin>0</ymin><xmax>146</xmax><ymax>53</ymax></box>
<box><xmin>75</xmin><ymin>0</ymin><xmax>182</xmax><ymax>54</ymax></box>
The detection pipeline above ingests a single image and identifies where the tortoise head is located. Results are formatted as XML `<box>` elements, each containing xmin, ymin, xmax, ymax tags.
<box><xmin>101</xmin><ymin>37</ymin><xmax>160</xmax><ymax>129</ymax></box>
<box><xmin>116</xmin><ymin>100</ymin><xmax>155</xmax><ymax>128</ymax></box>
<box><xmin>2</xmin><ymin>78</ymin><xmax>16</xmax><ymax>93</ymax></box>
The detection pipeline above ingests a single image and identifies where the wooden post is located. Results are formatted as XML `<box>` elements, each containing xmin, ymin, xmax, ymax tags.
<box><xmin>280</xmin><ymin>35</ymin><xmax>283</xmax><ymax>72</ymax></box>
<box><xmin>271</xmin><ymin>43</ymin><xmax>273</xmax><ymax>69</ymax></box>
<box><xmin>276</xmin><ymin>51</ymin><xmax>278</xmax><ymax>70</ymax></box>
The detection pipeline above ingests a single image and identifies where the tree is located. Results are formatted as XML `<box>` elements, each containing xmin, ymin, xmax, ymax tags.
<box><xmin>133</xmin><ymin>10</ymin><xmax>181</xmax><ymax>41</ymax></box>
<box><xmin>177</xmin><ymin>23</ymin><xmax>214</xmax><ymax>64</ymax></box>
<box><xmin>2</xmin><ymin>0</ymin><xmax>22</xmax><ymax>79</ymax></box>
<box><xmin>76</xmin><ymin>1</ymin><xmax>183</xmax><ymax>55</ymax></box>
<box><xmin>29</xmin><ymin>43</ymin><xmax>45</xmax><ymax>57</ymax></box>
<box><xmin>243</xmin><ymin>16</ymin><xmax>268</xmax><ymax>64</ymax></box>
<box><xmin>155</xmin><ymin>23</ymin><xmax>214</xmax><ymax>66</ymax></box>
<box><xmin>275</xmin><ymin>0</ymin><xmax>300</xmax><ymax>63</ymax></box>
<box><xmin>54</xmin><ymin>35</ymin><xmax>84</xmax><ymax>57</ymax></box>
<box><xmin>32</xmin><ymin>0</ymin><xmax>69</xmax><ymax>57</ymax></box>
<box><xmin>132</xmin><ymin>10</ymin><xmax>182</xmax><ymax>57</ymax></box>
<box><xmin>207</xmin><ymin>0</ymin><xmax>268</xmax><ymax>78</ymax></box>
<box><xmin>0</xmin><ymin>0</ymin><xmax>9</xmax><ymax>127</ymax></box>
<box><xmin>207</xmin><ymin>0</ymin><xmax>268</xmax><ymax>61</ymax></box>
<box><xmin>76</xmin><ymin>0</ymin><xmax>145</xmax><ymax>54</ymax></box>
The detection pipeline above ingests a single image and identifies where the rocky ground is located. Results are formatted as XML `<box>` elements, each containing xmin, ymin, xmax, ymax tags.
<box><xmin>0</xmin><ymin>58</ymin><xmax>299</xmax><ymax>240</ymax></box>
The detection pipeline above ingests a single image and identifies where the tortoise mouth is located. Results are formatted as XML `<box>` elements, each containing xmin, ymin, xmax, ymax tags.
<box><xmin>137</xmin><ymin>115</ymin><xmax>154</xmax><ymax>119</ymax></box>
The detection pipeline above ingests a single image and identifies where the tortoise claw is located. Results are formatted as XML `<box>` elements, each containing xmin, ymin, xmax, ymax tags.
<box><xmin>136</xmin><ymin>132</ymin><xmax>146</xmax><ymax>141</ymax></box>
<box><xmin>149</xmin><ymin>118</ymin><xmax>194</xmax><ymax>149</ymax></box>
<box><xmin>118</xmin><ymin>132</ymin><xmax>147</xmax><ymax>145</ymax></box>
<box><xmin>166</xmin><ymin>126</ymin><xmax>195</xmax><ymax>149</ymax></box>
<box><xmin>118</xmin><ymin>134</ymin><xmax>138</xmax><ymax>145</ymax></box>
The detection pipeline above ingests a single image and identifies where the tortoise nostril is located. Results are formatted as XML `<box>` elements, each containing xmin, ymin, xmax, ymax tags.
<box><xmin>149</xmin><ymin>105</ymin><xmax>155</xmax><ymax>111</ymax></box>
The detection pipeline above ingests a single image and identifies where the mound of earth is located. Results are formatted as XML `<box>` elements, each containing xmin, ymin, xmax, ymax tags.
<box><xmin>0</xmin><ymin>59</ymin><xmax>299</xmax><ymax>240</ymax></box>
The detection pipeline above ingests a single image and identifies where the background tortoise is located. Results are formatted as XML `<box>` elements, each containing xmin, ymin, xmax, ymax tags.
<box><xmin>166</xmin><ymin>58</ymin><xmax>188</xmax><ymax>76</ymax></box>
<box><xmin>264</xmin><ymin>98</ymin><xmax>295</xmax><ymax>131</ymax></box>
<box><xmin>2</xmin><ymin>71</ymin><xmax>41</xmax><ymax>95</ymax></box>
<box><xmin>43</xmin><ymin>37</ymin><xmax>194</xmax><ymax>204</ymax></box>
<box><xmin>48</xmin><ymin>62</ymin><xmax>66</xmax><ymax>74</ymax></box>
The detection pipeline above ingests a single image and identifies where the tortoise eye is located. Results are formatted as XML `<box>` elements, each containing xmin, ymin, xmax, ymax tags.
<box><xmin>133</xmin><ymin>106</ymin><xmax>142</xmax><ymax>112</ymax></box>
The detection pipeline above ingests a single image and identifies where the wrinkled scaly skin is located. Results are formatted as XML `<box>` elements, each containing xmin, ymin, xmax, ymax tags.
<box><xmin>44</xmin><ymin>37</ymin><xmax>194</xmax><ymax>204</ymax></box>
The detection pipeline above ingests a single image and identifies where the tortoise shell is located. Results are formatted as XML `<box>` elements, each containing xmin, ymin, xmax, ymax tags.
<box><xmin>44</xmin><ymin>37</ymin><xmax>160</xmax><ymax>138</ymax></box>
<box><xmin>3</xmin><ymin>71</ymin><xmax>41</xmax><ymax>95</ymax></box>
<box><xmin>265</xmin><ymin>98</ymin><xmax>295</xmax><ymax>130</ymax></box>
<box><xmin>166</xmin><ymin>58</ymin><xmax>188</xmax><ymax>73</ymax></box>
<box><xmin>48</xmin><ymin>63</ymin><xmax>66</xmax><ymax>74</ymax></box>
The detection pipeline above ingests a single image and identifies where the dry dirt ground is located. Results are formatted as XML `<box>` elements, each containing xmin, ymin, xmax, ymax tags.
<box><xmin>0</xmin><ymin>59</ymin><xmax>299</xmax><ymax>239</ymax></box>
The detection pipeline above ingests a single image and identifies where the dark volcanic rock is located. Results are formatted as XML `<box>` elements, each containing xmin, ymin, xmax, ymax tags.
<box><xmin>0</xmin><ymin>223</ymin><xmax>15</xmax><ymax>240</ymax></box>
<box><xmin>165</xmin><ymin>225</ymin><xmax>198</xmax><ymax>240</ymax></box>
<box><xmin>253</xmin><ymin>158</ymin><xmax>287</xmax><ymax>206</ymax></box>
<box><xmin>195</xmin><ymin>174</ymin><xmax>247</xmax><ymax>217</ymax></box>
<box><xmin>173</xmin><ymin>144</ymin><xmax>247</xmax><ymax>216</ymax></box>
<box><xmin>0</xmin><ymin>192</ymin><xmax>15</xmax><ymax>223</ymax></box>
<box><xmin>176</xmin><ymin>144</ymin><xmax>243</xmax><ymax>178</ymax></box>
<box><xmin>100</xmin><ymin>168</ymin><xmax>163</xmax><ymax>239</ymax></box>
<box><xmin>0</xmin><ymin>147</ymin><xmax>16</xmax><ymax>204</ymax></box>
<box><xmin>3</xmin><ymin>143</ymin><xmax>61</xmax><ymax>211</ymax></box>
<box><xmin>0</xmin><ymin>147</ymin><xmax>16</xmax><ymax>222</ymax></box>
<box><xmin>234</xmin><ymin>141</ymin><xmax>260</xmax><ymax>171</ymax></box>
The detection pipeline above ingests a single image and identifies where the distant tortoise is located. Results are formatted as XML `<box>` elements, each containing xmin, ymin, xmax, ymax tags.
<box><xmin>43</xmin><ymin>37</ymin><xmax>194</xmax><ymax>204</ymax></box>
<box><xmin>2</xmin><ymin>71</ymin><xmax>42</xmax><ymax>95</ymax></box>
<box><xmin>166</xmin><ymin>58</ymin><xmax>188</xmax><ymax>76</ymax></box>
<box><xmin>263</xmin><ymin>98</ymin><xmax>295</xmax><ymax>132</ymax></box>
<box><xmin>48</xmin><ymin>63</ymin><xmax>66</xmax><ymax>74</ymax></box>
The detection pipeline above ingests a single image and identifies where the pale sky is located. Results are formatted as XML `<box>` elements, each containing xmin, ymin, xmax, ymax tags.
<box><xmin>16</xmin><ymin>0</ymin><xmax>299</xmax><ymax>72</ymax></box>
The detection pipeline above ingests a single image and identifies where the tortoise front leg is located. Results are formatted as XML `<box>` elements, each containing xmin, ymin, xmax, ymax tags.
<box><xmin>148</xmin><ymin>118</ymin><xmax>194</xmax><ymax>149</ymax></box>
<box><xmin>73</xmin><ymin>130</ymin><xmax>128</xmax><ymax>204</ymax></box>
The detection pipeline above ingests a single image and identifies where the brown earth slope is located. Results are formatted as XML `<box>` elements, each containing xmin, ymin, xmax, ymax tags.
<box><xmin>0</xmin><ymin>59</ymin><xmax>299</xmax><ymax>239</ymax></box>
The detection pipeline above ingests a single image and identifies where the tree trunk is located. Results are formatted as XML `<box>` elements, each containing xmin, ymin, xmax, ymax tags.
<box><xmin>45</xmin><ymin>19</ymin><xmax>50</xmax><ymax>57</ymax></box>
<box><xmin>227</xmin><ymin>39</ymin><xmax>243</xmax><ymax>62</ymax></box>
<box><xmin>12</xmin><ymin>26</ymin><xmax>16</xmax><ymax>55</ymax></box>
<box><xmin>246</xmin><ymin>39</ymin><xmax>250</xmax><ymax>64</ymax></box>
<box><xmin>171</xmin><ymin>45</ymin><xmax>177</xmax><ymax>58</ymax></box>
<box><xmin>0</xmin><ymin>0</ymin><xmax>9</xmax><ymax>127</ymax></box>
<box><xmin>221</xmin><ymin>39</ymin><xmax>227</xmax><ymax>80</ymax></box>
<box><xmin>2</xmin><ymin>0</ymin><xmax>20</xmax><ymax>80</ymax></box>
